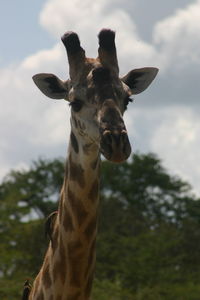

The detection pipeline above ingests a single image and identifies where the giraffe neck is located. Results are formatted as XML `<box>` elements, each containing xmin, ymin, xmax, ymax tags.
<box><xmin>29</xmin><ymin>127</ymin><xmax>100</xmax><ymax>300</ymax></box>
<box><xmin>57</xmin><ymin>129</ymin><xmax>100</xmax><ymax>299</ymax></box>
<box><xmin>39</xmin><ymin>128</ymin><xmax>100</xmax><ymax>300</ymax></box>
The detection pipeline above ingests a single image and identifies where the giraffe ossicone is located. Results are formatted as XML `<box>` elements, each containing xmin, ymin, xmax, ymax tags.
<box><xmin>26</xmin><ymin>29</ymin><xmax>158</xmax><ymax>300</ymax></box>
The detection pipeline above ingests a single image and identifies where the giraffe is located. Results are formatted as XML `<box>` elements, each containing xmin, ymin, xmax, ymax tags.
<box><xmin>25</xmin><ymin>29</ymin><xmax>158</xmax><ymax>300</ymax></box>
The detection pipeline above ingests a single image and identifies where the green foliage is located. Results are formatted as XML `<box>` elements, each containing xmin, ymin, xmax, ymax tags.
<box><xmin>1</xmin><ymin>153</ymin><xmax>200</xmax><ymax>299</ymax></box>
<box><xmin>0</xmin><ymin>158</ymin><xmax>64</xmax><ymax>299</ymax></box>
<box><xmin>92</xmin><ymin>278</ymin><xmax>133</xmax><ymax>300</ymax></box>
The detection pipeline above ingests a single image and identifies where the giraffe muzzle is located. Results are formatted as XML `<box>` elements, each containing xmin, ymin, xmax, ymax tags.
<box><xmin>100</xmin><ymin>129</ymin><xmax>132</xmax><ymax>163</ymax></box>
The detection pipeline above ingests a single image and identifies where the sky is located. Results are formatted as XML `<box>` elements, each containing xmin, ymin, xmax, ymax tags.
<box><xmin>0</xmin><ymin>0</ymin><xmax>200</xmax><ymax>195</ymax></box>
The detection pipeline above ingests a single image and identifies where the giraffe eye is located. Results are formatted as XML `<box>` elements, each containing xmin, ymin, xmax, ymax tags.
<box><xmin>124</xmin><ymin>96</ymin><xmax>133</xmax><ymax>110</ymax></box>
<box><xmin>70</xmin><ymin>98</ymin><xmax>83</xmax><ymax>112</ymax></box>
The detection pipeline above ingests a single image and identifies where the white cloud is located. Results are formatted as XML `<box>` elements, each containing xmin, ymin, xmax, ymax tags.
<box><xmin>154</xmin><ymin>0</ymin><xmax>200</xmax><ymax>44</ymax></box>
<box><xmin>30</xmin><ymin>102</ymin><xmax>69</xmax><ymax>146</ymax></box>
<box><xmin>153</xmin><ymin>0</ymin><xmax>200</xmax><ymax>71</ymax></box>
<box><xmin>22</xmin><ymin>43</ymin><xmax>64</xmax><ymax>73</ymax></box>
<box><xmin>40</xmin><ymin>0</ymin><xmax>113</xmax><ymax>37</ymax></box>
<box><xmin>0</xmin><ymin>45</ymin><xmax>71</xmax><ymax>180</ymax></box>
<box><xmin>150</xmin><ymin>106</ymin><xmax>200</xmax><ymax>195</ymax></box>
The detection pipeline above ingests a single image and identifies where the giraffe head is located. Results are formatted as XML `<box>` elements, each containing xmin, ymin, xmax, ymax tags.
<box><xmin>33</xmin><ymin>29</ymin><xmax>158</xmax><ymax>163</ymax></box>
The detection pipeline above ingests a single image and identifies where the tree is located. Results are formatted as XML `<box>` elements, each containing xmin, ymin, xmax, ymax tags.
<box><xmin>0</xmin><ymin>153</ymin><xmax>200</xmax><ymax>299</ymax></box>
<box><xmin>0</xmin><ymin>158</ymin><xmax>64</xmax><ymax>299</ymax></box>
<box><xmin>97</xmin><ymin>153</ymin><xmax>200</xmax><ymax>297</ymax></box>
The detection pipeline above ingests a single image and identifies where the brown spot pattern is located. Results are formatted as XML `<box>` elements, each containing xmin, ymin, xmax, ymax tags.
<box><xmin>67</xmin><ymin>240</ymin><xmax>84</xmax><ymax>287</ymax></box>
<box><xmin>42</xmin><ymin>260</ymin><xmax>52</xmax><ymax>289</ymax></box>
<box><xmin>82</xmin><ymin>143</ymin><xmax>93</xmax><ymax>155</ymax></box>
<box><xmin>68</xmin><ymin>187</ymin><xmax>88</xmax><ymax>226</ymax></box>
<box><xmin>36</xmin><ymin>290</ymin><xmax>44</xmax><ymax>300</ymax></box>
<box><xmin>68</xmin><ymin>239</ymin><xmax>82</xmax><ymax>256</ymax></box>
<box><xmin>69</xmin><ymin>251</ymin><xmax>83</xmax><ymax>287</ymax></box>
<box><xmin>84</xmin><ymin>216</ymin><xmax>97</xmax><ymax>241</ymax></box>
<box><xmin>86</xmin><ymin>86</ymin><xmax>95</xmax><ymax>101</ymax></box>
<box><xmin>85</xmin><ymin>238</ymin><xmax>96</xmax><ymax>278</ymax></box>
<box><xmin>60</xmin><ymin>238</ymin><xmax>67</xmax><ymax>284</ymax></box>
<box><xmin>52</xmin><ymin>226</ymin><xmax>59</xmax><ymax>253</ymax></box>
<box><xmin>32</xmin><ymin>277</ymin><xmax>39</xmax><ymax>297</ymax></box>
<box><xmin>59</xmin><ymin>237</ymin><xmax>66</xmax><ymax>260</ymax></box>
<box><xmin>84</xmin><ymin>273</ymin><xmax>94</xmax><ymax>298</ymax></box>
<box><xmin>52</xmin><ymin>260</ymin><xmax>59</xmax><ymax>282</ymax></box>
<box><xmin>77</xmin><ymin>119</ymin><xmax>86</xmax><ymax>131</ymax></box>
<box><xmin>90</xmin><ymin>157</ymin><xmax>99</xmax><ymax>170</ymax></box>
<box><xmin>73</xmin><ymin>116</ymin><xmax>78</xmax><ymax>129</ymax></box>
<box><xmin>67</xmin><ymin>292</ymin><xmax>81</xmax><ymax>300</ymax></box>
<box><xmin>70</xmin><ymin>131</ymin><xmax>79</xmax><ymax>154</ymax></box>
<box><xmin>52</xmin><ymin>238</ymin><xmax>67</xmax><ymax>284</ymax></box>
<box><xmin>63</xmin><ymin>209</ymin><xmax>74</xmax><ymax>233</ymax></box>
<box><xmin>69</xmin><ymin>158</ymin><xmax>85</xmax><ymax>188</ymax></box>
<box><xmin>88</xmin><ymin>179</ymin><xmax>99</xmax><ymax>202</ymax></box>
<box><xmin>53</xmin><ymin>258</ymin><xmax>66</xmax><ymax>285</ymax></box>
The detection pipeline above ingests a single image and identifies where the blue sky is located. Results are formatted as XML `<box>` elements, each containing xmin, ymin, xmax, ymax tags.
<box><xmin>0</xmin><ymin>0</ymin><xmax>55</xmax><ymax>66</ymax></box>
<box><xmin>0</xmin><ymin>0</ymin><xmax>200</xmax><ymax>195</ymax></box>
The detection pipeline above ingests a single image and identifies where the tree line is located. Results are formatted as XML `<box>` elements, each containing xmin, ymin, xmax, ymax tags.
<box><xmin>0</xmin><ymin>153</ymin><xmax>200</xmax><ymax>299</ymax></box>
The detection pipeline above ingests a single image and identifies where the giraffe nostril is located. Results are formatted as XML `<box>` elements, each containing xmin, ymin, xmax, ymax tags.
<box><xmin>102</xmin><ymin>130</ymin><xmax>112</xmax><ymax>144</ymax></box>
<box><xmin>121</xmin><ymin>130</ymin><xmax>128</xmax><ymax>143</ymax></box>
<box><xmin>102</xmin><ymin>129</ymin><xmax>128</xmax><ymax>146</ymax></box>
<box><xmin>121</xmin><ymin>129</ymin><xmax>127</xmax><ymax>135</ymax></box>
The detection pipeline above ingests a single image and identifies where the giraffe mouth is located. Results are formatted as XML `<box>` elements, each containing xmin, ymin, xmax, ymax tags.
<box><xmin>100</xmin><ymin>129</ymin><xmax>132</xmax><ymax>163</ymax></box>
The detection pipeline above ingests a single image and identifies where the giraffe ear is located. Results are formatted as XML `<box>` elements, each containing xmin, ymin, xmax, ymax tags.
<box><xmin>32</xmin><ymin>73</ymin><xmax>70</xmax><ymax>100</ymax></box>
<box><xmin>121</xmin><ymin>67</ymin><xmax>158</xmax><ymax>95</ymax></box>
